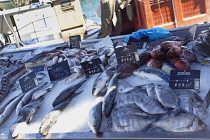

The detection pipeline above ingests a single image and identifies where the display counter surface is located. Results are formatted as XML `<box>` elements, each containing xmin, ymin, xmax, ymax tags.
<box><xmin>0</xmin><ymin>24</ymin><xmax>210</xmax><ymax>139</ymax></box>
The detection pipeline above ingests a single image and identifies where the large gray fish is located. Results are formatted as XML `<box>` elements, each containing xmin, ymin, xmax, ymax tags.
<box><xmin>20</xmin><ymin>97</ymin><xmax>44</xmax><ymax>124</ymax></box>
<box><xmin>52</xmin><ymin>78</ymin><xmax>86</xmax><ymax>107</ymax></box>
<box><xmin>102</xmin><ymin>73</ymin><xmax>118</xmax><ymax>118</ymax></box>
<box><xmin>135</xmin><ymin>96</ymin><xmax>167</xmax><ymax>115</ymax></box>
<box><xmin>88</xmin><ymin>97</ymin><xmax>103</xmax><ymax>135</ymax></box>
<box><xmin>16</xmin><ymin>82</ymin><xmax>49</xmax><ymax>116</ymax></box>
<box><xmin>107</xmin><ymin>108</ymin><xmax>155</xmax><ymax>132</ymax></box>
<box><xmin>152</xmin><ymin>112</ymin><xmax>207</xmax><ymax>132</ymax></box>
<box><xmin>39</xmin><ymin>96</ymin><xmax>75</xmax><ymax>136</ymax></box>
<box><xmin>155</xmin><ymin>84</ymin><xmax>179</xmax><ymax>109</ymax></box>
<box><xmin>92</xmin><ymin>70</ymin><xmax>112</xmax><ymax>96</ymax></box>
<box><xmin>133</xmin><ymin>68</ymin><xmax>163</xmax><ymax>81</ymax></box>
<box><xmin>0</xmin><ymin>94</ymin><xmax>19</xmax><ymax>114</ymax></box>
<box><xmin>0</xmin><ymin>93</ymin><xmax>24</xmax><ymax>126</ymax></box>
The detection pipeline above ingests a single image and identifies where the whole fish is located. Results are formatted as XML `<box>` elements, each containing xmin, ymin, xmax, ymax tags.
<box><xmin>88</xmin><ymin>97</ymin><xmax>103</xmax><ymax>135</ymax></box>
<box><xmin>102</xmin><ymin>73</ymin><xmax>118</xmax><ymax>118</ymax></box>
<box><xmin>52</xmin><ymin>78</ymin><xmax>86</xmax><ymax>107</ymax></box>
<box><xmin>135</xmin><ymin>96</ymin><xmax>167</xmax><ymax>115</ymax></box>
<box><xmin>146</xmin><ymin>83</ymin><xmax>157</xmax><ymax>98</ymax></box>
<box><xmin>16</xmin><ymin>82</ymin><xmax>48</xmax><ymax>116</ymax></box>
<box><xmin>107</xmin><ymin>108</ymin><xmax>155</xmax><ymax>132</ymax></box>
<box><xmin>32</xmin><ymin>82</ymin><xmax>55</xmax><ymax>100</ymax></box>
<box><xmin>152</xmin><ymin>112</ymin><xmax>207</xmax><ymax>132</ymax></box>
<box><xmin>92</xmin><ymin>70</ymin><xmax>112</xmax><ymax>96</ymax></box>
<box><xmin>155</xmin><ymin>84</ymin><xmax>179</xmax><ymax>109</ymax></box>
<box><xmin>20</xmin><ymin>97</ymin><xmax>44</xmax><ymax>124</ymax></box>
<box><xmin>0</xmin><ymin>93</ymin><xmax>24</xmax><ymax>126</ymax></box>
<box><xmin>39</xmin><ymin>96</ymin><xmax>74</xmax><ymax>136</ymax></box>
<box><xmin>133</xmin><ymin>68</ymin><xmax>163</xmax><ymax>81</ymax></box>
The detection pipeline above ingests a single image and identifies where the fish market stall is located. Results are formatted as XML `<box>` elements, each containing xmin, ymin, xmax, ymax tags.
<box><xmin>0</xmin><ymin>24</ymin><xmax>210</xmax><ymax>139</ymax></box>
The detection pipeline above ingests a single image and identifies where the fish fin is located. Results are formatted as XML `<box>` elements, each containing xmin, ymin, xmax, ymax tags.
<box><xmin>174</xmin><ymin>107</ymin><xmax>186</xmax><ymax>116</ymax></box>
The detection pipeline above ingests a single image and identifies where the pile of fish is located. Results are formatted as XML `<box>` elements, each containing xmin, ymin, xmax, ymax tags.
<box><xmin>88</xmin><ymin>81</ymin><xmax>208</xmax><ymax>134</ymax></box>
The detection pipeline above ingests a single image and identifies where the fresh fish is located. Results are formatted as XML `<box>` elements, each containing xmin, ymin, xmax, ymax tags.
<box><xmin>0</xmin><ymin>93</ymin><xmax>24</xmax><ymax>126</ymax></box>
<box><xmin>102</xmin><ymin>73</ymin><xmax>118</xmax><ymax>118</ymax></box>
<box><xmin>65</xmin><ymin>73</ymin><xmax>83</xmax><ymax>83</ymax></box>
<box><xmin>20</xmin><ymin>97</ymin><xmax>44</xmax><ymax>123</ymax></box>
<box><xmin>92</xmin><ymin>70</ymin><xmax>112</xmax><ymax>96</ymax></box>
<box><xmin>9</xmin><ymin>116</ymin><xmax>26</xmax><ymax>138</ymax></box>
<box><xmin>0</xmin><ymin>65</ymin><xmax>27</xmax><ymax>103</ymax></box>
<box><xmin>16</xmin><ymin>82</ymin><xmax>49</xmax><ymax>116</ymax></box>
<box><xmin>155</xmin><ymin>84</ymin><xmax>179</xmax><ymax>109</ymax></box>
<box><xmin>32</xmin><ymin>83</ymin><xmax>55</xmax><ymax>100</ymax></box>
<box><xmin>146</xmin><ymin>83</ymin><xmax>157</xmax><ymax>98</ymax></box>
<box><xmin>205</xmin><ymin>89</ymin><xmax>210</xmax><ymax>109</ymax></box>
<box><xmin>88</xmin><ymin>97</ymin><xmax>103</xmax><ymax>135</ymax></box>
<box><xmin>133</xmin><ymin>68</ymin><xmax>163</xmax><ymax>81</ymax></box>
<box><xmin>39</xmin><ymin>96</ymin><xmax>73</xmax><ymax>136</ymax></box>
<box><xmin>107</xmin><ymin>108</ymin><xmax>155</xmax><ymax>132</ymax></box>
<box><xmin>135</xmin><ymin>96</ymin><xmax>167</xmax><ymax>115</ymax></box>
<box><xmin>52</xmin><ymin>78</ymin><xmax>86</xmax><ymax>107</ymax></box>
<box><xmin>152</xmin><ymin>112</ymin><xmax>207</xmax><ymax>132</ymax></box>
<box><xmin>0</xmin><ymin>94</ymin><xmax>19</xmax><ymax>114</ymax></box>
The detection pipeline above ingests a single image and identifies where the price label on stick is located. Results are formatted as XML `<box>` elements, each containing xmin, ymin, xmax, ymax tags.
<box><xmin>47</xmin><ymin>60</ymin><xmax>71</xmax><ymax>81</ymax></box>
<box><xmin>25</xmin><ymin>60</ymin><xmax>44</xmax><ymax>72</ymax></box>
<box><xmin>127</xmin><ymin>36</ymin><xmax>148</xmax><ymax>49</ymax></box>
<box><xmin>114</xmin><ymin>44</ymin><xmax>139</xmax><ymax>64</ymax></box>
<box><xmin>19</xmin><ymin>71</ymin><xmax>38</xmax><ymax>93</ymax></box>
<box><xmin>69</xmin><ymin>35</ymin><xmax>81</xmax><ymax>49</ymax></box>
<box><xmin>80</xmin><ymin>58</ymin><xmax>104</xmax><ymax>77</ymax></box>
<box><xmin>169</xmin><ymin>70</ymin><xmax>200</xmax><ymax>89</ymax></box>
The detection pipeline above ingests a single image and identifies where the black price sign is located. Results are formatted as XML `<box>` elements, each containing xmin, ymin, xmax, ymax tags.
<box><xmin>69</xmin><ymin>35</ymin><xmax>81</xmax><ymax>49</ymax></box>
<box><xmin>19</xmin><ymin>71</ymin><xmax>38</xmax><ymax>93</ymax></box>
<box><xmin>80</xmin><ymin>58</ymin><xmax>104</xmax><ymax>77</ymax></box>
<box><xmin>114</xmin><ymin>44</ymin><xmax>139</xmax><ymax>64</ymax></box>
<box><xmin>169</xmin><ymin>70</ymin><xmax>200</xmax><ymax>89</ymax></box>
<box><xmin>47</xmin><ymin>60</ymin><xmax>71</xmax><ymax>81</ymax></box>
<box><xmin>127</xmin><ymin>37</ymin><xmax>148</xmax><ymax>49</ymax></box>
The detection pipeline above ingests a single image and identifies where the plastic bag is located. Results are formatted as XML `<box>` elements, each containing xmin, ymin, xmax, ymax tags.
<box><xmin>124</xmin><ymin>27</ymin><xmax>172</xmax><ymax>43</ymax></box>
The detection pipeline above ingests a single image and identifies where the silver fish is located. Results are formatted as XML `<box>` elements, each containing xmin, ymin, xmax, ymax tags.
<box><xmin>133</xmin><ymin>68</ymin><xmax>163</xmax><ymax>81</ymax></box>
<box><xmin>108</xmin><ymin>53</ymin><xmax>117</xmax><ymax>65</ymax></box>
<box><xmin>92</xmin><ymin>70</ymin><xmax>112</xmax><ymax>96</ymax></box>
<box><xmin>0</xmin><ymin>93</ymin><xmax>24</xmax><ymax>126</ymax></box>
<box><xmin>52</xmin><ymin>78</ymin><xmax>86</xmax><ymax>107</ymax></box>
<box><xmin>152</xmin><ymin>112</ymin><xmax>207</xmax><ymax>132</ymax></box>
<box><xmin>155</xmin><ymin>84</ymin><xmax>179</xmax><ymax>109</ymax></box>
<box><xmin>88</xmin><ymin>97</ymin><xmax>103</xmax><ymax>135</ymax></box>
<box><xmin>107</xmin><ymin>108</ymin><xmax>155</xmax><ymax>132</ymax></box>
<box><xmin>20</xmin><ymin>97</ymin><xmax>44</xmax><ymax>123</ymax></box>
<box><xmin>9</xmin><ymin>116</ymin><xmax>26</xmax><ymax>138</ymax></box>
<box><xmin>16</xmin><ymin>82</ymin><xmax>48</xmax><ymax>116</ymax></box>
<box><xmin>39</xmin><ymin>97</ymin><xmax>73</xmax><ymax>136</ymax></box>
<box><xmin>102</xmin><ymin>73</ymin><xmax>118</xmax><ymax>118</ymax></box>
<box><xmin>135</xmin><ymin>96</ymin><xmax>167</xmax><ymax>115</ymax></box>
